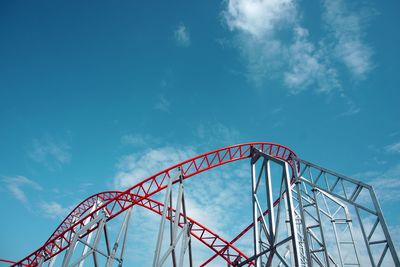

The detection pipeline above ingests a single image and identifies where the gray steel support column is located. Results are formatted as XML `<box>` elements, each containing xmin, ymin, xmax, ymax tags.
<box><xmin>283</xmin><ymin>162</ymin><xmax>301</xmax><ymax>267</ymax></box>
<box><xmin>153</xmin><ymin>168</ymin><xmax>192</xmax><ymax>267</ymax></box>
<box><xmin>153</xmin><ymin>172</ymin><xmax>174</xmax><ymax>267</ymax></box>
<box><xmin>61</xmin><ymin>213</ymin><xmax>107</xmax><ymax>267</ymax></box>
<box><xmin>369</xmin><ymin>189</ymin><xmax>400</xmax><ymax>267</ymax></box>
<box><xmin>292</xmin><ymin>159</ymin><xmax>312</xmax><ymax>267</ymax></box>
<box><xmin>295</xmin><ymin>157</ymin><xmax>400</xmax><ymax>266</ymax></box>
<box><xmin>354</xmin><ymin>207</ymin><xmax>376</xmax><ymax>266</ymax></box>
<box><xmin>251</xmin><ymin>152</ymin><xmax>261</xmax><ymax>267</ymax></box>
<box><xmin>106</xmin><ymin>207</ymin><xmax>133</xmax><ymax>267</ymax></box>
<box><xmin>310</xmin><ymin>188</ymin><xmax>330</xmax><ymax>267</ymax></box>
<box><xmin>78</xmin><ymin>200</ymin><xmax>101</xmax><ymax>267</ymax></box>
<box><xmin>265</xmin><ymin>159</ymin><xmax>276</xmax><ymax>266</ymax></box>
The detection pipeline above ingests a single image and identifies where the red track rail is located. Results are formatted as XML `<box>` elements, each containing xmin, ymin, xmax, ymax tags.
<box><xmin>201</xmin><ymin>191</ymin><xmax>285</xmax><ymax>265</ymax></box>
<box><xmin>13</xmin><ymin>142</ymin><xmax>296</xmax><ymax>266</ymax></box>
<box><xmin>137</xmin><ymin>195</ymin><xmax>251</xmax><ymax>265</ymax></box>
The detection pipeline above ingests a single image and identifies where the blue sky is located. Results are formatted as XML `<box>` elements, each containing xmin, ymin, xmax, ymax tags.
<box><xmin>0</xmin><ymin>0</ymin><xmax>399</xmax><ymax>265</ymax></box>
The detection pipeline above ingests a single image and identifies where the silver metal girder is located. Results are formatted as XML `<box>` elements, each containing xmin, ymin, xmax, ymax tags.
<box><xmin>152</xmin><ymin>167</ymin><xmax>193</xmax><ymax>267</ymax></box>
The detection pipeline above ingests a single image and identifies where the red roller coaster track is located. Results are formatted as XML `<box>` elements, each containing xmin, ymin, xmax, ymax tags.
<box><xmin>12</xmin><ymin>142</ymin><xmax>297</xmax><ymax>267</ymax></box>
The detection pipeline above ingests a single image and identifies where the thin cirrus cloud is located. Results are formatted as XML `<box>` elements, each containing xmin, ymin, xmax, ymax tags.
<box><xmin>154</xmin><ymin>94</ymin><xmax>171</xmax><ymax>112</ymax></box>
<box><xmin>113</xmin><ymin>146</ymin><xmax>197</xmax><ymax>189</ymax></box>
<box><xmin>322</xmin><ymin>0</ymin><xmax>373</xmax><ymax>78</ymax></box>
<box><xmin>39</xmin><ymin>201</ymin><xmax>69</xmax><ymax>219</ymax></box>
<box><xmin>354</xmin><ymin>164</ymin><xmax>400</xmax><ymax>203</ymax></box>
<box><xmin>2</xmin><ymin>175</ymin><xmax>42</xmax><ymax>204</ymax></box>
<box><xmin>174</xmin><ymin>23</ymin><xmax>191</xmax><ymax>47</ymax></box>
<box><xmin>121</xmin><ymin>133</ymin><xmax>157</xmax><ymax>147</ymax></box>
<box><xmin>385</xmin><ymin>142</ymin><xmax>400</xmax><ymax>154</ymax></box>
<box><xmin>195</xmin><ymin>122</ymin><xmax>241</xmax><ymax>147</ymax></box>
<box><xmin>29</xmin><ymin>137</ymin><xmax>71</xmax><ymax>169</ymax></box>
<box><xmin>222</xmin><ymin>0</ymin><xmax>373</xmax><ymax>93</ymax></box>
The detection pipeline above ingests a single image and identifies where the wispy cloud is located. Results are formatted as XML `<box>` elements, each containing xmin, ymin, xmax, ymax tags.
<box><xmin>195</xmin><ymin>122</ymin><xmax>241</xmax><ymax>147</ymax></box>
<box><xmin>222</xmin><ymin>0</ymin><xmax>373</xmax><ymax>92</ymax></box>
<box><xmin>29</xmin><ymin>136</ymin><xmax>70</xmax><ymax>169</ymax></box>
<box><xmin>322</xmin><ymin>0</ymin><xmax>373</xmax><ymax>78</ymax></box>
<box><xmin>385</xmin><ymin>142</ymin><xmax>400</xmax><ymax>154</ymax></box>
<box><xmin>355</xmin><ymin>164</ymin><xmax>400</xmax><ymax>202</ymax></box>
<box><xmin>174</xmin><ymin>23</ymin><xmax>190</xmax><ymax>47</ymax></box>
<box><xmin>339</xmin><ymin>93</ymin><xmax>361</xmax><ymax>116</ymax></box>
<box><xmin>121</xmin><ymin>133</ymin><xmax>159</xmax><ymax>147</ymax></box>
<box><xmin>39</xmin><ymin>201</ymin><xmax>69</xmax><ymax>219</ymax></box>
<box><xmin>114</xmin><ymin>146</ymin><xmax>196</xmax><ymax>189</ymax></box>
<box><xmin>284</xmin><ymin>27</ymin><xmax>340</xmax><ymax>93</ymax></box>
<box><xmin>154</xmin><ymin>95</ymin><xmax>171</xmax><ymax>112</ymax></box>
<box><xmin>2</xmin><ymin>176</ymin><xmax>42</xmax><ymax>204</ymax></box>
<box><xmin>184</xmin><ymin>162</ymin><xmax>249</xmax><ymax>234</ymax></box>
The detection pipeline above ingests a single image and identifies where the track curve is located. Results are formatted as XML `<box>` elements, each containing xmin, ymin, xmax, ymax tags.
<box><xmin>13</xmin><ymin>142</ymin><xmax>296</xmax><ymax>267</ymax></box>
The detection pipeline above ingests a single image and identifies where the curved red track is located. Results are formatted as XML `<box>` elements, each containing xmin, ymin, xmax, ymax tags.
<box><xmin>13</xmin><ymin>142</ymin><xmax>296</xmax><ymax>267</ymax></box>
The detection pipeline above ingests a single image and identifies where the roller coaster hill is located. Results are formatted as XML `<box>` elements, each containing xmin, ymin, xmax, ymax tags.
<box><xmin>1</xmin><ymin>142</ymin><xmax>399</xmax><ymax>266</ymax></box>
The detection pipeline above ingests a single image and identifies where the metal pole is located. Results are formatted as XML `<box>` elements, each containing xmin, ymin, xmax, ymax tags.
<box><xmin>153</xmin><ymin>173</ymin><xmax>174</xmax><ymax>267</ymax></box>
<box><xmin>251</xmin><ymin>152</ymin><xmax>261</xmax><ymax>267</ymax></box>
<box><xmin>283</xmin><ymin>162</ymin><xmax>301</xmax><ymax>267</ymax></box>
<box><xmin>292</xmin><ymin>160</ymin><xmax>312</xmax><ymax>267</ymax></box>
<box><xmin>369</xmin><ymin>188</ymin><xmax>400</xmax><ymax>266</ymax></box>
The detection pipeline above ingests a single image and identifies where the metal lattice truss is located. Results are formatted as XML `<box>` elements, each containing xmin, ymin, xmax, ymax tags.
<box><xmin>3</xmin><ymin>142</ymin><xmax>399</xmax><ymax>267</ymax></box>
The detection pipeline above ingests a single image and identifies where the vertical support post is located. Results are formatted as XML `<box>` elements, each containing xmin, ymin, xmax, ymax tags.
<box><xmin>61</xmin><ymin>213</ymin><xmax>107</xmax><ymax>267</ymax></box>
<box><xmin>265</xmin><ymin>159</ymin><xmax>275</xmax><ymax>266</ymax></box>
<box><xmin>152</xmin><ymin>168</ymin><xmax>192</xmax><ymax>267</ymax></box>
<box><xmin>369</xmin><ymin>189</ymin><xmax>400</xmax><ymax>267</ymax></box>
<box><xmin>292</xmin><ymin>159</ymin><xmax>312</xmax><ymax>267</ymax></box>
<box><xmin>78</xmin><ymin>200</ymin><xmax>101</xmax><ymax>267</ymax></box>
<box><xmin>153</xmin><ymin>172</ymin><xmax>174</xmax><ymax>267</ymax></box>
<box><xmin>310</xmin><ymin>189</ymin><xmax>330</xmax><ymax>267</ymax></box>
<box><xmin>106</xmin><ymin>207</ymin><xmax>133</xmax><ymax>267</ymax></box>
<box><xmin>251</xmin><ymin>150</ymin><xmax>261</xmax><ymax>267</ymax></box>
<box><xmin>118</xmin><ymin>206</ymin><xmax>131</xmax><ymax>267</ymax></box>
<box><xmin>283</xmin><ymin>162</ymin><xmax>301</xmax><ymax>267</ymax></box>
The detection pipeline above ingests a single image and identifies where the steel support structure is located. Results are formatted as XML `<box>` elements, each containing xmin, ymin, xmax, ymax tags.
<box><xmin>60</xmin><ymin>206</ymin><xmax>132</xmax><ymax>267</ymax></box>
<box><xmin>293</xmin><ymin>157</ymin><xmax>400</xmax><ymax>267</ymax></box>
<box><xmin>6</xmin><ymin>142</ymin><xmax>399</xmax><ymax>267</ymax></box>
<box><xmin>152</xmin><ymin>168</ymin><xmax>193</xmax><ymax>267</ymax></box>
<box><xmin>241</xmin><ymin>147</ymin><xmax>301</xmax><ymax>267</ymax></box>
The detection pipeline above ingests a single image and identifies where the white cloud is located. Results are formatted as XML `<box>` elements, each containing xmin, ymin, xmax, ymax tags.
<box><xmin>184</xmin><ymin>162</ymin><xmax>249</xmax><ymax>235</ymax></box>
<box><xmin>355</xmin><ymin>164</ymin><xmax>400</xmax><ymax>202</ymax></box>
<box><xmin>322</xmin><ymin>0</ymin><xmax>373</xmax><ymax>78</ymax></box>
<box><xmin>174</xmin><ymin>23</ymin><xmax>190</xmax><ymax>47</ymax></box>
<box><xmin>39</xmin><ymin>201</ymin><xmax>69</xmax><ymax>219</ymax></box>
<box><xmin>154</xmin><ymin>95</ymin><xmax>171</xmax><ymax>112</ymax></box>
<box><xmin>222</xmin><ymin>0</ymin><xmax>373</xmax><ymax>92</ymax></box>
<box><xmin>114</xmin><ymin>146</ymin><xmax>196</xmax><ymax>189</ymax></box>
<box><xmin>284</xmin><ymin>27</ymin><xmax>339</xmax><ymax>93</ymax></box>
<box><xmin>2</xmin><ymin>176</ymin><xmax>42</xmax><ymax>204</ymax></box>
<box><xmin>29</xmin><ymin>137</ymin><xmax>70</xmax><ymax>168</ymax></box>
<box><xmin>224</xmin><ymin>0</ymin><xmax>296</xmax><ymax>38</ymax></box>
<box><xmin>121</xmin><ymin>133</ymin><xmax>159</xmax><ymax>147</ymax></box>
<box><xmin>339</xmin><ymin>93</ymin><xmax>361</xmax><ymax>116</ymax></box>
<box><xmin>196</xmin><ymin>122</ymin><xmax>241</xmax><ymax>147</ymax></box>
<box><xmin>385</xmin><ymin>142</ymin><xmax>400</xmax><ymax>154</ymax></box>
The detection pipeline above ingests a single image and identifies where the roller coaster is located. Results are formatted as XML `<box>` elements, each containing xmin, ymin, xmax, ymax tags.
<box><xmin>1</xmin><ymin>142</ymin><xmax>399</xmax><ymax>266</ymax></box>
